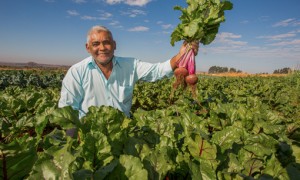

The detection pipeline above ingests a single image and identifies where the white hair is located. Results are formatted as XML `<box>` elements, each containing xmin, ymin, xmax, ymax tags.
<box><xmin>86</xmin><ymin>25</ymin><xmax>114</xmax><ymax>43</ymax></box>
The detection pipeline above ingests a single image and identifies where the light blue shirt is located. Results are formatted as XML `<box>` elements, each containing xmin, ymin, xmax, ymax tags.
<box><xmin>58</xmin><ymin>56</ymin><xmax>173</xmax><ymax>118</ymax></box>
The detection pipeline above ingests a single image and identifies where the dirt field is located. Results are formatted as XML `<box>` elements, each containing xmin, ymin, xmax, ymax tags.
<box><xmin>199</xmin><ymin>72</ymin><xmax>288</xmax><ymax>77</ymax></box>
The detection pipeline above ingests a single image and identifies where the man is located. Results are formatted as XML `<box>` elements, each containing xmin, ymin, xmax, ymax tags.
<box><xmin>58</xmin><ymin>25</ymin><xmax>199</xmax><ymax>118</ymax></box>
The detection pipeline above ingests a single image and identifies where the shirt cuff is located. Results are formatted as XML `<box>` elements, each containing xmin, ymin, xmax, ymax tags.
<box><xmin>164</xmin><ymin>59</ymin><xmax>174</xmax><ymax>77</ymax></box>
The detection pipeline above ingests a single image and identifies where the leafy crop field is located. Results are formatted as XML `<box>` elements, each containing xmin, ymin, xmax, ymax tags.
<box><xmin>0</xmin><ymin>70</ymin><xmax>300</xmax><ymax>179</ymax></box>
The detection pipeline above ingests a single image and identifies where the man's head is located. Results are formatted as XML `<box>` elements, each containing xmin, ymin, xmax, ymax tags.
<box><xmin>86</xmin><ymin>25</ymin><xmax>116</xmax><ymax>66</ymax></box>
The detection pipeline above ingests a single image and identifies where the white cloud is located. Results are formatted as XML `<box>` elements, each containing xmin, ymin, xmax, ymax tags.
<box><xmin>125</xmin><ymin>0</ymin><xmax>151</xmax><ymax>6</ymax></box>
<box><xmin>67</xmin><ymin>10</ymin><xmax>80</xmax><ymax>16</ymax></box>
<box><xmin>121</xmin><ymin>9</ymin><xmax>146</xmax><ymax>17</ymax></box>
<box><xmin>161</xmin><ymin>24</ymin><xmax>172</xmax><ymax>30</ymax></box>
<box><xmin>45</xmin><ymin>0</ymin><xmax>55</xmax><ymax>2</ymax></box>
<box><xmin>81</xmin><ymin>15</ymin><xmax>98</xmax><ymax>20</ymax></box>
<box><xmin>106</xmin><ymin>0</ymin><xmax>151</xmax><ymax>6</ymax></box>
<box><xmin>109</xmin><ymin>20</ymin><xmax>123</xmax><ymax>28</ymax></box>
<box><xmin>156</xmin><ymin>21</ymin><xmax>173</xmax><ymax>30</ymax></box>
<box><xmin>216</xmin><ymin>32</ymin><xmax>246</xmax><ymax>46</ymax></box>
<box><xmin>218</xmin><ymin>32</ymin><xmax>241</xmax><ymax>39</ymax></box>
<box><xmin>205</xmin><ymin>34</ymin><xmax>300</xmax><ymax>65</ymax></box>
<box><xmin>269</xmin><ymin>39</ymin><xmax>300</xmax><ymax>46</ymax></box>
<box><xmin>272</xmin><ymin>18</ymin><xmax>299</xmax><ymax>27</ymax></box>
<box><xmin>106</xmin><ymin>0</ymin><xmax>122</xmax><ymax>5</ymax></box>
<box><xmin>109</xmin><ymin>20</ymin><xmax>120</xmax><ymax>26</ymax></box>
<box><xmin>202</xmin><ymin>30</ymin><xmax>300</xmax><ymax>70</ymax></box>
<box><xmin>240</xmin><ymin>20</ymin><xmax>249</xmax><ymax>24</ymax></box>
<box><xmin>98</xmin><ymin>11</ymin><xmax>113</xmax><ymax>20</ymax></box>
<box><xmin>128</xmin><ymin>26</ymin><xmax>149</xmax><ymax>32</ymax></box>
<box><xmin>80</xmin><ymin>11</ymin><xmax>112</xmax><ymax>20</ymax></box>
<box><xmin>257</xmin><ymin>32</ymin><xmax>296</xmax><ymax>41</ymax></box>
<box><xmin>72</xmin><ymin>0</ymin><xmax>87</xmax><ymax>4</ymax></box>
<box><xmin>229</xmin><ymin>41</ymin><xmax>248</xmax><ymax>46</ymax></box>
<box><xmin>130</xmin><ymin>9</ymin><xmax>146</xmax><ymax>17</ymax></box>
<box><xmin>294</xmin><ymin>22</ymin><xmax>300</xmax><ymax>26</ymax></box>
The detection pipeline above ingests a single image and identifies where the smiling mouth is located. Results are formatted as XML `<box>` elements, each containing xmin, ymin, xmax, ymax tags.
<box><xmin>98</xmin><ymin>53</ymin><xmax>109</xmax><ymax>56</ymax></box>
<box><xmin>98</xmin><ymin>51</ymin><xmax>110</xmax><ymax>55</ymax></box>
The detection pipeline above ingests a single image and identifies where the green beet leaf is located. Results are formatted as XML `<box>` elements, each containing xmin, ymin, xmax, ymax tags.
<box><xmin>105</xmin><ymin>155</ymin><xmax>148</xmax><ymax>180</ymax></box>
<box><xmin>260</xmin><ymin>154</ymin><xmax>289</xmax><ymax>180</ymax></box>
<box><xmin>237</xmin><ymin>148</ymin><xmax>264</xmax><ymax>178</ymax></box>
<box><xmin>0</xmin><ymin>142</ymin><xmax>37</xmax><ymax>180</ymax></box>
<box><xmin>27</xmin><ymin>153</ymin><xmax>61</xmax><ymax>180</ymax></box>
<box><xmin>243</xmin><ymin>133</ymin><xmax>278</xmax><ymax>157</ymax></box>
<box><xmin>143</xmin><ymin>148</ymin><xmax>174</xmax><ymax>180</ymax></box>
<box><xmin>184</xmin><ymin>133</ymin><xmax>218</xmax><ymax>164</ymax></box>
<box><xmin>82</xmin><ymin>106</ymin><xmax>128</xmax><ymax>156</ymax></box>
<box><xmin>92</xmin><ymin>159</ymin><xmax>119</xmax><ymax>180</ymax></box>
<box><xmin>226</xmin><ymin>153</ymin><xmax>244</xmax><ymax>174</ymax></box>
<box><xmin>211</xmin><ymin>126</ymin><xmax>245</xmax><ymax>153</ymax></box>
<box><xmin>81</xmin><ymin>132</ymin><xmax>113</xmax><ymax>170</ymax></box>
<box><xmin>49</xmin><ymin>106</ymin><xmax>80</xmax><ymax>130</ymax></box>
<box><xmin>28</xmin><ymin>138</ymin><xmax>77</xmax><ymax>179</ymax></box>
<box><xmin>120</xmin><ymin>155</ymin><xmax>148</xmax><ymax>179</ymax></box>
<box><xmin>171</xmin><ymin>0</ymin><xmax>233</xmax><ymax>46</ymax></box>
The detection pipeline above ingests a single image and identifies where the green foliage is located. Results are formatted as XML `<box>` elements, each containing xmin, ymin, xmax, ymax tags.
<box><xmin>170</xmin><ymin>0</ymin><xmax>233</xmax><ymax>46</ymax></box>
<box><xmin>0</xmin><ymin>70</ymin><xmax>64</xmax><ymax>89</ymax></box>
<box><xmin>1</xmin><ymin>70</ymin><xmax>300</xmax><ymax>179</ymax></box>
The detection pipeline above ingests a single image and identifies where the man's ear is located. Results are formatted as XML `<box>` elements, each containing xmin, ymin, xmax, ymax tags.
<box><xmin>85</xmin><ymin>43</ymin><xmax>90</xmax><ymax>53</ymax></box>
<box><xmin>113</xmin><ymin>40</ymin><xmax>116</xmax><ymax>50</ymax></box>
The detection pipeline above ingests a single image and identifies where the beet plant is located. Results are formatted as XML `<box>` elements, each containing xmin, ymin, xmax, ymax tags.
<box><xmin>171</xmin><ymin>0</ymin><xmax>233</xmax><ymax>95</ymax></box>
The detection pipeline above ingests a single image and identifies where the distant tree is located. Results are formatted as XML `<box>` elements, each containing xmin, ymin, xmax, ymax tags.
<box><xmin>223</xmin><ymin>67</ymin><xmax>228</xmax><ymax>73</ymax></box>
<box><xmin>273</xmin><ymin>67</ymin><xmax>291</xmax><ymax>74</ymax></box>
<box><xmin>27</xmin><ymin>62</ymin><xmax>38</xmax><ymax>67</ymax></box>
<box><xmin>208</xmin><ymin>66</ymin><xmax>217</xmax><ymax>73</ymax></box>
<box><xmin>209</xmin><ymin>66</ymin><xmax>242</xmax><ymax>74</ymax></box>
<box><xmin>229</xmin><ymin>67</ymin><xmax>236</xmax><ymax>73</ymax></box>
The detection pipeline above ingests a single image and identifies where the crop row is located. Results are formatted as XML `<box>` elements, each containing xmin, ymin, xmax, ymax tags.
<box><xmin>0</xmin><ymin>70</ymin><xmax>299</xmax><ymax>179</ymax></box>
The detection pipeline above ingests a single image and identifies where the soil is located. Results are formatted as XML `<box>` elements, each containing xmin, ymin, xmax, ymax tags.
<box><xmin>199</xmin><ymin>72</ymin><xmax>288</xmax><ymax>77</ymax></box>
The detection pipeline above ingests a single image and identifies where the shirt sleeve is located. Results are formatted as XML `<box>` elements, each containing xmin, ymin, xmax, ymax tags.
<box><xmin>58</xmin><ymin>67</ymin><xmax>84</xmax><ymax>112</ymax></box>
<box><xmin>136</xmin><ymin>59</ymin><xmax>174</xmax><ymax>82</ymax></box>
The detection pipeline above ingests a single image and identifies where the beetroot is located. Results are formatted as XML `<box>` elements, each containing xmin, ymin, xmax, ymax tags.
<box><xmin>173</xmin><ymin>44</ymin><xmax>198</xmax><ymax>89</ymax></box>
<box><xmin>174</xmin><ymin>67</ymin><xmax>189</xmax><ymax>77</ymax></box>
<box><xmin>173</xmin><ymin>67</ymin><xmax>188</xmax><ymax>89</ymax></box>
<box><xmin>172</xmin><ymin>44</ymin><xmax>199</xmax><ymax>98</ymax></box>
<box><xmin>185</xmin><ymin>74</ymin><xmax>198</xmax><ymax>85</ymax></box>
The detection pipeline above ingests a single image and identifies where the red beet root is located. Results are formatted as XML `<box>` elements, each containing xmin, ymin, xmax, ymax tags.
<box><xmin>174</xmin><ymin>67</ymin><xmax>188</xmax><ymax>78</ymax></box>
<box><xmin>173</xmin><ymin>67</ymin><xmax>188</xmax><ymax>89</ymax></box>
<box><xmin>173</xmin><ymin>44</ymin><xmax>198</xmax><ymax>93</ymax></box>
<box><xmin>185</xmin><ymin>74</ymin><xmax>198</xmax><ymax>85</ymax></box>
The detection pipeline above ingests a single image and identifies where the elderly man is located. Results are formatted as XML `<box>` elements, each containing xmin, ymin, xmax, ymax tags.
<box><xmin>59</xmin><ymin>25</ymin><xmax>199</xmax><ymax>118</ymax></box>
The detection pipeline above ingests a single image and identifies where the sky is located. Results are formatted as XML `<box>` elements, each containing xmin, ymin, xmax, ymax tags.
<box><xmin>0</xmin><ymin>0</ymin><xmax>300</xmax><ymax>74</ymax></box>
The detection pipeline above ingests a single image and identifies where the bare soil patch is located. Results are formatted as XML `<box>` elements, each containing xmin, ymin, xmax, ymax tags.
<box><xmin>198</xmin><ymin>72</ymin><xmax>288</xmax><ymax>77</ymax></box>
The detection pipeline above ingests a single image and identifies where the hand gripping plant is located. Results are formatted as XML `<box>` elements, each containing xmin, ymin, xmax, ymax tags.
<box><xmin>171</xmin><ymin>0</ymin><xmax>233</xmax><ymax>94</ymax></box>
<box><xmin>173</xmin><ymin>43</ymin><xmax>198</xmax><ymax>90</ymax></box>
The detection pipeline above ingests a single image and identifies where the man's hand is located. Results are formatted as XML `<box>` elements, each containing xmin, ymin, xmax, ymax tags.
<box><xmin>171</xmin><ymin>41</ymin><xmax>200</xmax><ymax>70</ymax></box>
<box><xmin>179</xmin><ymin>41</ymin><xmax>200</xmax><ymax>56</ymax></box>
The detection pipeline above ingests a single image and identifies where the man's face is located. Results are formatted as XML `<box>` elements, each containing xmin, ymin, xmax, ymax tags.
<box><xmin>86</xmin><ymin>31</ymin><xmax>116</xmax><ymax>66</ymax></box>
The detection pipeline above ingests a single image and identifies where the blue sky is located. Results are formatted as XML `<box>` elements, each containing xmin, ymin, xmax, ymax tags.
<box><xmin>0</xmin><ymin>0</ymin><xmax>300</xmax><ymax>73</ymax></box>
